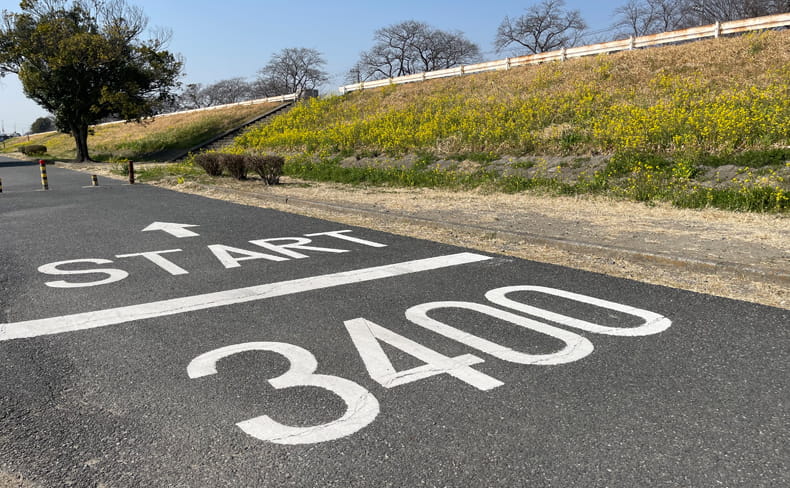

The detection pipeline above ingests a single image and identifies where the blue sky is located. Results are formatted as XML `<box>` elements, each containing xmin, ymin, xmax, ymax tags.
<box><xmin>0</xmin><ymin>0</ymin><xmax>625</xmax><ymax>134</ymax></box>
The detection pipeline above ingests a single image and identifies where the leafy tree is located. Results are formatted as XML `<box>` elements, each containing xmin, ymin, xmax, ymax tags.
<box><xmin>0</xmin><ymin>0</ymin><xmax>182</xmax><ymax>161</ymax></box>
<box><xmin>30</xmin><ymin>115</ymin><xmax>55</xmax><ymax>133</ymax></box>
<box><xmin>349</xmin><ymin>20</ymin><xmax>480</xmax><ymax>82</ymax></box>
<box><xmin>253</xmin><ymin>47</ymin><xmax>328</xmax><ymax>97</ymax></box>
<box><xmin>495</xmin><ymin>0</ymin><xmax>587</xmax><ymax>54</ymax></box>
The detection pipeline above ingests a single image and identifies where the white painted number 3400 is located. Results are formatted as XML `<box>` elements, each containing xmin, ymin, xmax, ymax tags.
<box><xmin>187</xmin><ymin>285</ymin><xmax>671</xmax><ymax>445</ymax></box>
<box><xmin>187</xmin><ymin>342</ymin><xmax>380</xmax><ymax>445</ymax></box>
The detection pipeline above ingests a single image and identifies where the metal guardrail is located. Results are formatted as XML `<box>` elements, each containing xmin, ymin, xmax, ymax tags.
<box><xmin>339</xmin><ymin>13</ymin><xmax>790</xmax><ymax>94</ymax></box>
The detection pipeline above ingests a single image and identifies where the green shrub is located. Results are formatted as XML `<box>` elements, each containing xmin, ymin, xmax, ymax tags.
<box><xmin>194</xmin><ymin>152</ymin><xmax>224</xmax><ymax>176</ymax></box>
<box><xmin>604</xmin><ymin>152</ymin><xmax>672</xmax><ymax>177</ymax></box>
<box><xmin>110</xmin><ymin>161</ymin><xmax>130</xmax><ymax>176</ymax></box>
<box><xmin>247</xmin><ymin>154</ymin><xmax>284</xmax><ymax>184</ymax></box>
<box><xmin>222</xmin><ymin>154</ymin><xmax>247</xmax><ymax>180</ymax></box>
<box><xmin>19</xmin><ymin>145</ymin><xmax>47</xmax><ymax>155</ymax></box>
<box><xmin>694</xmin><ymin>148</ymin><xmax>790</xmax><ymax>168</ymax></box>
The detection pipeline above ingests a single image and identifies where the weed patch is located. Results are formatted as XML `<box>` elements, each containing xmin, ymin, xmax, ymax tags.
<box><xmin>281</xmin><ymin>155</ymin><xmax>788</xmax><ymax>212</ymax></box>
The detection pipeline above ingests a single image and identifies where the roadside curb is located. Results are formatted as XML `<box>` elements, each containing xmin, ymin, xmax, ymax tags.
<box><xmin>193</xmin><ymin>183</ymin><xmax>790</xmax><ymax>288</ymax></box>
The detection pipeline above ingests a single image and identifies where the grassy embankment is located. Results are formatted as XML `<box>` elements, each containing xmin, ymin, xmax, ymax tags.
<box><xmin>4</xmin><ymin>32</ymin><xmax>787</xmax><ymax>212</ymax></box>
<box><xmin>1</xmin><ymin>102</ymin><xmax>281</xmax><ymax>163</ymax></box>
<box><xmin>226</xmin><ymin>30</ymin><xmax>789</xmax><ymax>212</ymax></box>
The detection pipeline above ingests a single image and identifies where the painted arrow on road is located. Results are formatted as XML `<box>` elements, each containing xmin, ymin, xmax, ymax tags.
<box><xmin>142</xmin><ymin>221</ymin><xmax>200</xmax><ymax>238</ymax></box>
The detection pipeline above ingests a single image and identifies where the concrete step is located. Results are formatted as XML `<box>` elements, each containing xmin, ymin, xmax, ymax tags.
<box><xmin>170</xmin><ymin>101</ymin><xmax>294</xmax><ymax>161</ymax></box>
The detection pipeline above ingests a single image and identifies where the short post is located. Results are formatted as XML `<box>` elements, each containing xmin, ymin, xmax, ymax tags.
<box><xmin>299</xmin><ymin>88</ymin><xmax>319</xmax><ymax>100</ymax></box>
<box><xmin>0</xmin><ymin>177</ymin><xmax>3</xmax><ymax>193</ymax></box>
<box><xmin>128</xmin><ymin>161</ymin><xmax>135</xmax><ymax>184</ymax></box>
<box><xmin>91</xmin><ymin>174</ymin><xmax>98</xmax><ymax>186</ymax></box>
<box><xmin>39</xmin><ymin>160</ymin><xmax>49</xmax><ymax>190</ymax></box>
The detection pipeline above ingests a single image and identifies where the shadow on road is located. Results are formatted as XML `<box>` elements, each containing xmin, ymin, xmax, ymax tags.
<box><xmin>0</xmin><ymin>160</ymin><xmax>38</xmax><ymax>168</ymax></box>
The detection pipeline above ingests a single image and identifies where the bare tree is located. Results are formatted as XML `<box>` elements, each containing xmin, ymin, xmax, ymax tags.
<box><xmin>612</xmin><ymin>0</ymin><xmax>688</xmax><ymax>37</ymax></box>
<box><xmin>200</xmin><ymin>77</ymin><xmax>251</xmax><ymax>106</ymax></box>
<box><xmin>681</xmin><ymin>0</ymin><xmax>789</xmax><ymax>25</ymax></box>
<box><xmin>176</xmin><ymin>78</ymin><xmax>254</xmax><ymax>109</ymax></box>
<box><xmin>346</xmin><ymin>61</ymin><xmax>366</xmax><ymax>84</ymax></box>
<box><xmin>417</xmin><ymin>28</ymin><xmax>481</xmax><ymax>71</ymax></box>
<box><xmin>350</xmin><ymin>20</ymin><xmax>480</xmax><ymax>82</ymax></box>
<box><xmin>494</xmin><ymin>0</ymin><xmax>587</xmax><ymax>55</ymax></box>
<box><xmin>611</xmin><ymin>0</ymin><xmax>788</xmax><ymax>37</ymax></box>
<box><xmin>177</xmin><ymin>83</ymin><xmax>208</xmax><ymax>109</ymax></box>
<box><xmin>613</xmin><ymin>0</ymin><xmax>657</xmax><ymax>37</ymax></box>
<box><xmin>254</xmin><ymin>47</ymin><xmax>328</xmax><ymax>96</ymax></box>
<box><xmin>650</xmin><ymin>0</ymin><xmax>690</xmax><ymax>31</ymax></box>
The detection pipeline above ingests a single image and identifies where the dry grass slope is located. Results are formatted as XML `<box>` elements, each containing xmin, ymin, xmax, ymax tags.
<box><xmin>2</xmin><ymin>103</ymin><xmax>280</xmax><ymax>162</ymax></box>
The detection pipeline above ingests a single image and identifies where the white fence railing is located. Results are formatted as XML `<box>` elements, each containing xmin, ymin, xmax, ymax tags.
<box><xmin>93</xmin><ymin>92</ymin><xmax>299</xmax><ymax>127</ymax></box>
<box><xmin>339</xmin><ymin>13</ymin><xmax>790</xmax><ymax>94</ymax></box>
<box><xmin>152</xmin><ymin>92</ymin><xmax>298</xmax><ymax>118</ymax></box>
<box><xmin>16</xmin><ymin>93</ymin><xmax>299</xmax><ymax>137</ymax></box>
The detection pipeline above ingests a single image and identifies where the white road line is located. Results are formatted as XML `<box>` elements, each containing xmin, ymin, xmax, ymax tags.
<box><xmin>0</xmin><ymin>252</ymin><xmax>491</xmax><ymax>341</ymax></box>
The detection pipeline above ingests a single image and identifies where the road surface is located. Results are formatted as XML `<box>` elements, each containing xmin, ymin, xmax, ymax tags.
<box><xmin>1</xmin><ymin>158</ymin><xmax>787</xmax><ymax>487</ymax></box>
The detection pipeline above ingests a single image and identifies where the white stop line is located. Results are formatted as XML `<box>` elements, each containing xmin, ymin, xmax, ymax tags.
<box><xmin>0</xmin><ymin>252</ymin><xmax>491</xmax><ymax>341</ymax></box>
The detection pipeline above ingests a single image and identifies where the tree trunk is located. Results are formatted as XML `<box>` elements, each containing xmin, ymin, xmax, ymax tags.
<box><xmin>71</xmin><ymin>124</ymin><xmax>91</xmax><ymax>162</ymax></box>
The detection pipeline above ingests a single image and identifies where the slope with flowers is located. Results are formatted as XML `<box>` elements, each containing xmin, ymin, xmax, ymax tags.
<box><xmin>232</xmin><ymin>30</ymin><xmax>790</xmax><ymax>211</ymax></box>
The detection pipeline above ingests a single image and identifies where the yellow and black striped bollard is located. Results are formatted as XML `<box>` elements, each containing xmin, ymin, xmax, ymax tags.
<box><xmin>39</xmin><ymin>160</ymin><xmax>49</xmax><ymax>190</ymax></box>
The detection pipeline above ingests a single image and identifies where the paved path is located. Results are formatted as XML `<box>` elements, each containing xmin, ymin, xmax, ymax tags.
<box><xmin>1</xmin><ymin>159</ymin><xmax>787</xmax><ymax>486</ymax></box>
<box><xmin>142</xmin><ymin>176</ymin><xmax>788</xmax><ymax>308</ymax></box>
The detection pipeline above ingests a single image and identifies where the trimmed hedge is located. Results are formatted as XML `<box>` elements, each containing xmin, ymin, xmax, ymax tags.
<box><xmin>193</xmin><ymin>152</ymin><xmax>224</xmax><ymax>176</ymax></box>
<box><xmin>19</xmin><ymin>145</ymin><xmax>47</xmax><ymax>155</ymax></box>
<box><xmin>248</xmin><ymin>155</ymin><xmax>284</xmax><ymax>185</ymax></box>
<box><xmin>193</xmin><ymin>152</ymin><xmax>283</xmax><ymax>184</ymax></box>
<box><xmin>222</xmin><ymin>154</ymin><xmax>248</xmax><ymax>180</ymax></box>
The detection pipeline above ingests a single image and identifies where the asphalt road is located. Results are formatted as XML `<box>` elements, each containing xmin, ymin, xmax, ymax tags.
<box><xmin>1</xmin><ymin>157</ymin><xmax>788</xmax><ymax>487</ymax></box>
